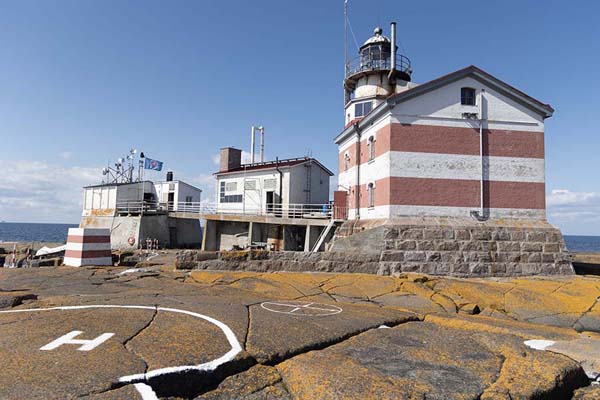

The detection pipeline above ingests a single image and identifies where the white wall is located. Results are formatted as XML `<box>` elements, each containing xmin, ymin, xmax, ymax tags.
<box><xmin>216</xmin><ymin>163</ymin><xmax>331</xmax><ymax>214</ymax></box>
<box><xmin>390</xmin><ymin>76</ymin><xmax>545</xmax><ymax>132</ymax></box>
<box><xmin>153</xmin><ymin>181</ymin><xmax>202</xmax><ymax>210</ymax></box>
<box><xmin>216</xmin><ymin>169</ymin><xmax>283</xmax><ymax>213</ymax></box>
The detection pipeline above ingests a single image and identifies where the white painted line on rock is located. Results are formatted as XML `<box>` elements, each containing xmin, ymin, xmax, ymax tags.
<box><xmin>524</xmin><ymin>339</ymin><xmax>556</xmax><ymax>351</ymax></box>
<box><xmin>134</xmin><ymin>383</ymin><xmax>159</xmax><ymax>400</ymax></box>
<box><xmin>260</xmin><ymin>301</ymin><xmax>342</xmax><ymax>316</ymax></box>
<box><xmin>118</xmin><ymin>268</ymin><xmax>151</xmax><ymax>275</ymax></box>
<box><xmin>40</xmin><ymin>330</ymin><xmax>115</xmax><ymax>351</ymax></box>
<box><xmin>0</xmin><ymin>304</ymin><xmax>242</xmax><ymax>385</ymax></box>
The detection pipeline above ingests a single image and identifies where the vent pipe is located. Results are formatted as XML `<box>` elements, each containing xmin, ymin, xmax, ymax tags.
<box><xmin>388</xmin><ymin>22</ymin><xmax>396</xmax><ymax>81</ymax></box>
<box><xmin>259</xmin><ymin>126</ymin><xmax>265</xmax><ymax>162</ymax></box>
<box><xmin>250</xmin><ymin>126</ymin><xmax>256</xmax><ymax>164</ymax></box>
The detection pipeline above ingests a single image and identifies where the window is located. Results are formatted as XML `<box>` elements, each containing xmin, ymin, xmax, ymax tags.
<box><xmin>368</xmin><ymin>183</ymin><xmax>375</xmax><ymax>208</ymax></box>
<box><xmin>264</xmin><ymin>178</ymin><xmax>277</xmax><ymax>190</ymax></box>
<box><xmin>344</xmin><ymin>152</ymin><xmax>350</xmax><ymax>171</ymax></box>
<box><xmin>185</xmin><ymin>196</ymin><xmax>193</xmax><ymax>205</ymax></box>
<box><xmin>225</xmin><ymin>182</ymin><xmax>237</xmax><ymax>192</ymax></box>
<box><xmin>244</xmin><ymin>180</ymin><xmax>257</xmax><ymax>190</ymax></box>
<box><xmin>354</xmin><ymin>101</ymin><xmax>373</xmax><ymax>117</ymax></box>
<box><xmin>219</xmin><ymin>181</ymin><xmax>243</xmax><ymax>203</ymax></box>
<box><xmin>368</xmin><ymin>136</ymin><xmax>375</xmax><ymax>161</ymax></box>
<box><xmin>461</xmin><ymin>87</ymin><xmax>476</xmax><ymax>106</ymax></box>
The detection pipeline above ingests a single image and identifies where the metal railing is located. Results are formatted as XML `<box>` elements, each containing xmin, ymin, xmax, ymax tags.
<box><xmin>345</xmin><ymin>53</ymin><xmax>411</xmax><ymax>79</ymax></box>
<box><xmin>115</xmin><ymin>201</ymin><xmax>348</xmax><ymax>220</ymax></box>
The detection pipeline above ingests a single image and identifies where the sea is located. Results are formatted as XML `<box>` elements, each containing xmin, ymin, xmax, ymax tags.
<box><xmin>0</xmin><ymin>222</ymin><xmax>78</xmax><ymax>244</ymax></box>
<box><xmin>0</xmin><ymin>222</ymin><xmax>599</xmax><ymax>253</ymax></box>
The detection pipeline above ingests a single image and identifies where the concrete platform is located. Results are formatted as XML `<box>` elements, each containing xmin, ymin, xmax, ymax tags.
<box><xmin>1</xmin><ymin>266</ymin><xmax>600</xmax><ymax>399</ymax></box>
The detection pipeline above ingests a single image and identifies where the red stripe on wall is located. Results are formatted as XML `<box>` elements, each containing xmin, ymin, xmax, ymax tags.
<box><xmin>64</xmin><ymin>250</ymin><xmax>112</xmax><ymax>259</ymax></box>
<box><xmin>339</xmin><ymin>124</ymin><xmax>545</xmax><ymax>171</ymax></box>
<box><xmin>352</xmin><ymin>177</ymin><xmax>545</xmax><ymax>210</ymax></box>
<box><xmin>66</xmin><ymin>235</ymin><xmax>111</xmax><ymax>244</ymax></box>
<box><xmin>390</xmin><ymin>124</ymin><xmax>544</xmax><ymax>158</ymax></box>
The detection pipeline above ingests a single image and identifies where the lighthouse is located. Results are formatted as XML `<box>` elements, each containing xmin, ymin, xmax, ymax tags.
<box><xmin>343</xmin><ymin>23</ymin><xmax>414</xmax><ymax>126</ymax></box>
<box><xmin>331</xmin><ymin>20</ymin><xmax>573</xmax><ymax>277</ymax></box>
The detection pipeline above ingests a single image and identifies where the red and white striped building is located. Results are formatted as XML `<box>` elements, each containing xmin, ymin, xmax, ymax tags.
<box><xmin>336</xmin><ymin>26</ymin><xmax>553</xmax><ymax>222</ymax></box>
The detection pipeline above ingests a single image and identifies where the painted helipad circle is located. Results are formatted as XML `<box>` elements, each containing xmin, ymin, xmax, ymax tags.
<box><xmin>0</xmin><ymin>304</ymin><xmax>242</xmax><ymax>383</ymax></box>
<box><xmin>260</xmin><ymin>301</ymin><xmax>342</xmax><ymax>316</ymax></box>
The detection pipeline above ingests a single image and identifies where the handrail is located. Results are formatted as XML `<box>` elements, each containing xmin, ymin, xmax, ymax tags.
<box><xmin>345</xmin><ymin>53</ymin><xmax>411</xmax><ymax>79</ymax></box>
<box><xmin>114</xmin><ymin>201</ymin><xmax>348</xmax><ymax>220</ymax></box>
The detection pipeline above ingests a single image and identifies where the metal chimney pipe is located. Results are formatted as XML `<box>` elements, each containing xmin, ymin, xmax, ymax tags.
<box><xmin>250</xmin><ymin>126</ymin><xmax>256</xmax><ymax>164</ymax></box>
<box><xmin>259</xmin><ymin>126</ymin><xmax>265</xmax><ymax>162</ymax></box>
<box><xmin>388</xmin><ymin>22</ymin><xmax>397</xmax><ymax>81</ymax></box>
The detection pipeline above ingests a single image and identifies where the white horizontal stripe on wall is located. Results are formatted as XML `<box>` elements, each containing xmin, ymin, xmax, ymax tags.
<box><xmin>347</xmin><ymin>205</ymin><xmax>545</xmax><ymax>220</ymax></box>
<box><xmin>67</xmin><ymin>228</ymin><xmax>111</xmax><ymax>237</ymax></box>
<box><xmin>337</xmin><ymin>151</ymin><xmax>544</xmax><ymax>186</ymax></box>
<box><xmin>390</xmin><ymin>114</ymin><xmax>544</xmax><ymax>133</ymax></box>
<box><xmin>65</xmin><ymin>242</ymin><xmax>112</xmax><ymax>252</ymax></box>
<box><xmin>389</xmin><ymin>151</ymin><xmax>545</xmax><ymax>183</ymax></box>
<box><xmin>63</xmin><ymin>257</ymin><xmax>113</xmax><ymax>267</ymax></box>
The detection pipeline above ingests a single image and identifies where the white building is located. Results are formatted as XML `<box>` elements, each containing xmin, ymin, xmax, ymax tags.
<box><xmin>216</xmin><ymin>147</ymin><xmax>333</xmax><ymax>216</ymax></box>
<box><xmin>80</xmin><ymin>173</ymin><xmax>203</xmax><ymax>249</ymax></box>
<box><xmin>82</xmin><ymin>174</ymin><xmax>201</xmax><ymax>217</ymax></box>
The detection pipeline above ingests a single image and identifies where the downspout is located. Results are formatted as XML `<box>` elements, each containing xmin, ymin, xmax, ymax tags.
<box><xmin>479</xmin><ymin>89</ymin><xmax>485</xmax><ymax>218</ymax></box>
<box><xmin>275</xmin><ymin>157</ymin><xmax>283</xmax><ymax>206</ymax></box>
<box><xmin>250</xmin><ymin>126</ymin><xmax>256</xmax><ymax>164</ymax></box>
<box><xmin>354</xmin><ymin>122</ymin><xmax>361</xmax><ymax>220</ymax></box>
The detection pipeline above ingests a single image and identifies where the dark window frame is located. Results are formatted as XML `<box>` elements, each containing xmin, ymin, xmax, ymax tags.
<box><xmin>354</xmin><ymin>101</ymin><xmax>373</xmax><ymax>117</ymax></box>
<box><xmin>461</xmin><ymin>87</ymin><xmax>476</xmax><ymax>106</ymax></box>
<box><xmin>219</xmin><ymin>181</ymin><xmax>243</xmax><ymax>203</ymax></box>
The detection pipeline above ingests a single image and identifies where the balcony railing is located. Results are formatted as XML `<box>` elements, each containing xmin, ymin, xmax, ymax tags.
<box><xmin>345</xmin><ymin>53</ymin><xmax>411</xmax><ymax>79</ymax></box>
<box><xmin>114</xmin><ymin>201</ymin><xmax>348</xmax><ymax>220</ymax></box>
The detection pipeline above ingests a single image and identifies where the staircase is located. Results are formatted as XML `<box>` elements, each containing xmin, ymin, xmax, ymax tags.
<box><xmin>312</xmin><ymin>220</ymin><xmax>335</xmax><ymax>252</ymax></box>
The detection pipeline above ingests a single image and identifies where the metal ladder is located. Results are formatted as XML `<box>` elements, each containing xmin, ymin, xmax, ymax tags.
<box><xmin>304</xmin><ymin>160</ymin><xmax>312</xmax><ymax>204</ymax></box>
<box><xmin>311</xmin><ymin>220</ymin><xmax>335</xmax><ymax>252</ymax></box>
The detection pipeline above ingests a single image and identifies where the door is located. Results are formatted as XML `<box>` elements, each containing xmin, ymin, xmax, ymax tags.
<box><xmin>169</xmin><ymin>227</ymin><xmax>177</xmax><ymax>248</ymax></box>
<box><xmin>266</xmin><ymin>191</ymin><xmax>274</xmax><ymax>214</ymax></box>
<box><xmin>168</xmin><ymin>192</ymin><xmax>175</xmax><ymax>211</ymax></box>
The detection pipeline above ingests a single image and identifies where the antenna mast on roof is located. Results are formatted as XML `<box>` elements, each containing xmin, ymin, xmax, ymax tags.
<box><xmin>101</xmin><ymin>148</ymin><xmax>139</xmax><ymax>184</ymax></box>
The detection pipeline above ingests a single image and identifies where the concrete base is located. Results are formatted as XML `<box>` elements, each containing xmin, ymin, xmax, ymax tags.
<box><xmin>80</xmin><ymin>215</ymin><xmax>201</xmax><ymax>250</ymax></box>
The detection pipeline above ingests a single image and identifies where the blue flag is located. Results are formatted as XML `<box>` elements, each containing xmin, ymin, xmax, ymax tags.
<box><xmin>144</xmin><ymin>158</ymin><xmax>163</xmax><ymax>171</ymax></box>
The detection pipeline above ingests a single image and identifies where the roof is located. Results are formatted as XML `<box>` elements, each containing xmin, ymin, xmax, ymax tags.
<box><xmin>215</xmin><ymin>157</ymin><xmax>334</xmax><ymax>176</ymax></box>
<box><xmin>84</xmin><ymin>180</ymin><xmax>202</xmax><ymax>192</ymax></box>
<box><xmin>155</xmin><ymin>180</ymin><xmax>202</xmax><ymax>193</ymax></box>
<box><xmin>335</xmin><ymin>65</ymin><xmax>555</xmax><ymax>145</ymax></box>
<box><xmin>362</xmin><ymin>27</ymin><xmax>390</xmax><ymax>48</ymax></box>
<box><xmin>83</xmin><ymin>181</ymin><xmax>152</xmax><ymax>189</ymax></box>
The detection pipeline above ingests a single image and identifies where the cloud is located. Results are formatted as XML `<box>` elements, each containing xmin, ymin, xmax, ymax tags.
<box><xmin>329</xmin><ymin>175</ymin><xmax>338</xmax><ymax>198</ymax></box>
<box><xmin>0</xmin><ymin>160</ymin><xmax>99</xmax><ymax>223</ymax></box>
<box><xmin>189</xmin><ymin>173</ymin><xmax>217</xmax><ymax>206</ymax></box>
<box><xmin>58</xmin><ymin>151</ymin><xmax>73</xmax><ymax>160</ymax></box>
<box><xmin>547</xmin><ymin>189</ymin><xmax>600</xmax><ymax>222</ymax></box>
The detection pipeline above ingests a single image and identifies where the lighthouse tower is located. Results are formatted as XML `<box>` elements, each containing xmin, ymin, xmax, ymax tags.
<box><xmin>343</xmin><ymin>23</ymin><xmax>413</xmax><ymax>126</ymax></box>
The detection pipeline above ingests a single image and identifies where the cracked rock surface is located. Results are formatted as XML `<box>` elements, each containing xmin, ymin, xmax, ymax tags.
<box><xmin>1</xmin><ymin>266</ymin><xmax>600</xmax><ymax>399</ymax></box>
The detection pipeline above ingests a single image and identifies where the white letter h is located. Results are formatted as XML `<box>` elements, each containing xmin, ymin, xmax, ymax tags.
<box><xmin>40</xmin><ymin>331</ymin><xmax>115</xmax><ymax>351</ymax></box>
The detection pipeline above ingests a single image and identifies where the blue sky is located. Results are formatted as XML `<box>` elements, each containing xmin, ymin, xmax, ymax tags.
<box><xmin>0</xmin><ymin>0</ymin><xmax>599</xmax><ymax>235</ymax></box>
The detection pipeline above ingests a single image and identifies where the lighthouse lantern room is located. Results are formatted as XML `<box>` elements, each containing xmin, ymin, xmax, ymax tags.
<box><xmin>344</xmin><ymin>23</ymin><xmax>414</xmax><ymax>126</ymax></box>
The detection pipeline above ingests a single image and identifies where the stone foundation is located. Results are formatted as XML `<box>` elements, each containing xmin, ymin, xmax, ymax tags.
<box><xmin>331</xmin><ymin>217</ymin><xmax>574</xmax><ymax>277</ymax></box>
<box><xmin>178</xmin><ymin>217</ymin><xmax>574</xmax><ymax>278</ymax></box>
